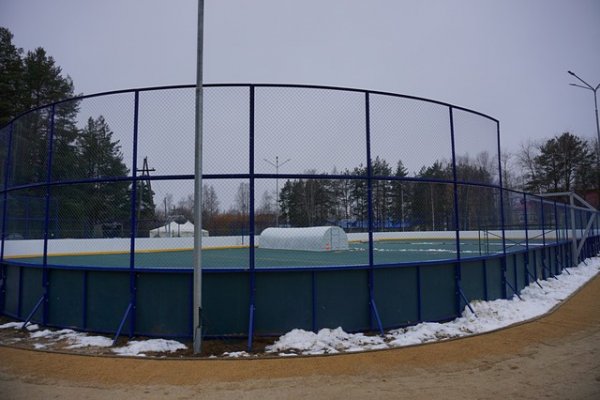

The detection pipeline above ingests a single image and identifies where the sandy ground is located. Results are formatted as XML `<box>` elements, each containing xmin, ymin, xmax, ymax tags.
<box><xmin>1</xmin><ymin>275</ymin><xmax>599</xmax><ymax>400</ymax></box>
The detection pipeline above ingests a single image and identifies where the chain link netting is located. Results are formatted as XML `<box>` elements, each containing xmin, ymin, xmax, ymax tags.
<box><xmin>0</xmin><ymin>85</ymin><xmax>595</xmax><ymax>270</ymax></box>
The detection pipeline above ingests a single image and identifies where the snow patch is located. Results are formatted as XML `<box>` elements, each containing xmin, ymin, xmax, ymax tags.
<box><xmin>112</xmin><ymin>339</ymin><xmax>187</xmax><ymax>357</ymax></box>
<box><xmin>266</xmin><ymin>257</ymin><xmax>599</xmax><ymax>356</ymax></box>
<box><xmin>222</xmin><ymin>351</ymin><xmax>252</xmax><ymax>358</ymax></box>
<box><xmin>0</xmin><ymin>322</ymin><xmax>39</xmax><ymax>331</ymax></box>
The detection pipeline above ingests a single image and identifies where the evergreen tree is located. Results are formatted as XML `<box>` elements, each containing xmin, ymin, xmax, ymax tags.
<box><xmin>391</xmin><ymin>160</ymin><xmax>410</xmax><ymax>230</ymax></box>
<box><xmin>0</xmin><ymin>28</ymin><xmax>78</xmax><ymax>177</ymax></box>
<box><xmin>411</xmin><ymin>161</ymin><xmax>453</xmax><ymax>231</ymax></box>
<box><xmin>371</xmin><ymin>156</ymin><xmax>393</xmax><ymax>229</ymax></box>
<box><xmin>76</xmin><ymin>116</ymin><xmax>130</xmax><ymax>235</ymax></box>
<box><xmin>455</xmin><ymin>156</ymin><xmax>496</xmax><ymax>230</ymax></box>
<box><xmin>329</xmin><ymin>168</ymin><xmax>354</xmax><ymax>227</ymax></box>
<box><xmin>13</xmin><ymin>47</ymin><xmax>78</xmax><ymax>183</ymax></box>
<box><xmin>135</xmin><ymin>179</ymin><xmax>157</xmax><ymax>236</ymax></box>
<box><xmin>533</xmin><ymin>132</ymin><xmax>594</xmax><ymax>194</ymax></box>
<box><xmin>350</xmin><ymin>164</ymin><xmax>368</xmax><ymax>230</ymax></box>
<box><xmin>278</xmin><ymin>175</ymin><xmax>334</xmax><ymax>227</ymax></box>
<box><xmin>0</xmin><ymin>27</ymin><xmax>24</xmax><ymax>127</ymax></box>
<box><xmin>0</xmin><ymin>28</ymin><xmax>81</xmax><ymax>237</ymax></box>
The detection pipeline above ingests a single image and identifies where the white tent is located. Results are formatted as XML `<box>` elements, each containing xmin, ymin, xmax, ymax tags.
<box><xmin>149</xmin><ymin>221</ymin><xmax>208</xmax><ymax>238</ymax></box>
<box><xmin>259</xmin><ymin>226</ymin><xmax>348</xmax><ymax>252</ymax></box>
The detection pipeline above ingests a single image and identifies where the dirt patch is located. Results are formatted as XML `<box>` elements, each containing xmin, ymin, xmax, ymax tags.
<box><xmin>1</xmin><ymin>275</ymin><xmax>599</xmax><ymax>399</ymax></box>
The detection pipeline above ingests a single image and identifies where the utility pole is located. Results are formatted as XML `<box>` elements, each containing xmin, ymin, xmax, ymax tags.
<box><xmin>263</xmin><ymin>156</ymin><xmax>291</xmax><ymax>226</ymax></box>
<box><xmin>193</xmin><ymin>0</ymin><xmax>204</xmax><ymax>355</ymax></box>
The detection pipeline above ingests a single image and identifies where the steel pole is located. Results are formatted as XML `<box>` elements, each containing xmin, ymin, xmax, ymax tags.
<box><xmin>275</xmin><ymin>156</ymin><xmax>279</xmax><ymax>226</ymax></box>
<box><xmin>193</xmin><ymin>0</ymin><xmax>205</xmax><ymax>355</ymax></box>
<box><xmin>594</xmin><ymin>89</ymin><xmax>600</xmax><ymax>153</ymax></box>
<box><xmin>264</xmin><ymin>156</ymin><xmax>290</xmax><ymax>226</ymax></box>
<box><xmin>568</xmin><ymin>71</ymin><xmax>600</xmax><ymax>156</ymax></box>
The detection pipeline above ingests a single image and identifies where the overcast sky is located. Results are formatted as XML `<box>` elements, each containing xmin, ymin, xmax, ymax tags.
<box><xmin>2</xmin><ymin>0</ymin><xmax>599</xmax><ymax>153</ymax></box>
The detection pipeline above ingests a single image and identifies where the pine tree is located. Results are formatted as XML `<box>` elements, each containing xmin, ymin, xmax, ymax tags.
<box><xmin>350</xmin><ymin>164</ymin><xmax>368</xmax><ymax>230</ymax></box>
<box><xmin>411</xmin><ymin>161</ymin><xmax>453</xmax><ymax>231</ymax></box>
<box><xmin>371</xmin><ymin>156</ymin><xmax>393</xmax><ymax>230</ymax></box>
<box><xmin>533</xmin><ymin>132</ymin><xmax>594</xmax><ymax>194</ymax></box>
<box><xmin>455</xmin><ymin>155</ymin><xmax>496</xmax><ymax>230</ymax></box>
<box><xmin>0</xmin><ymin>28</ymin><xmax>81</xmax><ymax>237</ymax></box>
<box><xmin>391</xmin><ymin>160</ymin><xmax>410</xmax><ymax>230</ymax></box>
<box><xmin>0</xmin><ymin>27</ymin><xmax>24</xmax><ymax>127</ymax></box>
<box><xmin>76</xmin><ymin>116</ymin><xmax>130</xmax><ymax>235</ymax></box>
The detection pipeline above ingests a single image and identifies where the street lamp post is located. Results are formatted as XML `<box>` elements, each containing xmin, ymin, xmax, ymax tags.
<box><xmin>192</xmin><ymin>0</ymin><xmax>205</xmax><ymax>355</ymax></box>
<box><xmin>264</xmin><ymin>156</ymin><xmax>291</xmax><ymax>226</ymax></box>
<box><xmin>568</xmin><ymin>70</ymin><xmax>600</xmax><ymax>155</ymax></box>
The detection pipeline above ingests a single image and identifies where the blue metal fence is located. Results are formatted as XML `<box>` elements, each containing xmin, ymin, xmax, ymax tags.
<box><xmin>0</xmin><ymin>84</ymin><xmax>598</xmax><ymax>348</ymax></box>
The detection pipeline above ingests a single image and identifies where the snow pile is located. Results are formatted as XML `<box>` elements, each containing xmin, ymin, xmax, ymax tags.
<box><xmin>0</xmin><ymin>323</ymin><xmax>114</xmax><ymax>350</ymax></box>
<box><xmin>0</xmin><ymin>321</ymin><xmax>186</xmax><ymax>356</ymax></box>
<box><xmin>266</xmin><ymin>257</ymin><xmax>599</xmax><ymax>356</ymax></box>
<box><xmin>23</xmin><ymin>327</ymin><xmax>112</xmax><ymax>349</ymax></box>
<box><xmin>267</xmin><ymin>327</ymin><xmax>388</xmax><ymax>355</ymax></box>
<box><xmin>112</xmin><ymin>338</ymin><xmax>187</xmax><ymax>357</ymax></box>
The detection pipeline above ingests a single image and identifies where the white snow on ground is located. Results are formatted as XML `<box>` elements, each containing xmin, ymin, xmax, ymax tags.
<box><xmin>0</xmin><ymin>322</ymin><xmax>39</xmax><ymax>331</ymax></box>
<box><xmin>0</xmin><ymin>321</ymin><xmax>186</xmax><ymax>356</ymax></box>
<box><xmin>111</xmin><ymin>339</ymin><xmax>187</xmax><ymax>357</ymax></box>
<box><xmin>222</xmin><ymin>351</ymin><xmax>252</xmax><ymax>358</ymax></box>
<box><xmin>1</xmin><ymin>256</ymin><xmax>598</xmax><ymax>357</ymax></box>
<box><xmin>24</xmin><ymin>327</ymin><xmax>113</xmax><ymax>349</ymax></box>
<box><xmin>265</xmin><ymin>257</ymin><xmax>600</xmax><ymax>356</ymax></box>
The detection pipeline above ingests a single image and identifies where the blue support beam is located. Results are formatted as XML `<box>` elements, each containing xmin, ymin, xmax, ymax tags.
<box><xmin>247</xmin><ymin>85</ymin><xmax>257</xmax><ymax>352</ymax></box>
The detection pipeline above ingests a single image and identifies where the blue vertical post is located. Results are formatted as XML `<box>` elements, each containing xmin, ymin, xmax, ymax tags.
<box><xmin>512</xmin><ymin>254</ymin><xmax>518</xmax><ymax>290</ymax></box>
<box><xmin>416</xmin><ymin>265</ymin><xmax>422</xmax><ymax>321</ymax></box>
<box><xmin>365</xmin><ymin>92</ymin><xmax>374</xmax><ymax>325</ymax></box>
<box><xmin>365</xmin><ymin>92</ymin><xmax>384</xmax><ymax>336</ymax></box>
<box><xmin>128</xmin><ymin>91</ymin><xmax>140</xmax><ymax>338</ymax></box>
<box><xmin>564</xmin><ymin>204</ymin><xmax>570</xmax><ymax>267</ymax></box>
<box><xmin>482</xmin><ymin>259</ymin><xmax>489</xmax><ymax>301</ymax></box>
<box><xmin>539</xmin><ymin>197</ymin><xmax>547</xmax><ymax>279</ymax></box>
<box><xmin>580</xmin><ymin>210</ymin><xmax>584</xmax><ymax>261</ymax></box>
<box><xmin>0</xmin><ymin>123</ymin><xmax>12</xmax><ymax>314</ymax></box>
<box><xmin>596</xmin><ymin>213</ymin><xmax>599</xmax><ymax>254</ymax></box>
<box><xmin>364</xmin><ymin>92</ymin><xmax>384</xmax><ymax>335</ymax></box>
<box><xmin>563</xmin><ymin>203</ymin><xmax>568</xmax><ymax>268</ymax></box>
<box><xmin>553</xmin><ymin>201</ymin><xmax>560</xmax><ymax>273</ymax></box>
<box><xmin>17</xmin><ymin>266</ymin><xmax>23</xmax><ymax>317</ymax></box>
<box><xmin>523</xmin><ymin>192</ymin><xmax>530</xmax><ymax>282</ymax></box>
<box><xmin>1</xmin><ymin>123</ymin><xmax>14</xmax><ymax>264</ymax></box>
<box><xmin>311</xmin><ymin>270</ymin><xmax>317</xmax><ymax>333</ymax></box>
<box><xmin>495</xmin><ymin>121</ymin><xmax>509</xmax><ymax>299</ymax></box>
<box><xmin>448</xmin><ymin>107</ymin><xmax>463</xmax><ymax>315</ymax></box>
<box><xmin>41</xmin><ymin>105</ymin><xmax>57</xmax><ymax>325</ymax></box>
<box><xmin>82</xmin><ymin>271</ymin><xmax>88</xmax><ymax>330</ymax></box>
<box><xmin>247</xmin><ymin>85</ymin><xmax>257</xmax><ymax>350</ymax></box>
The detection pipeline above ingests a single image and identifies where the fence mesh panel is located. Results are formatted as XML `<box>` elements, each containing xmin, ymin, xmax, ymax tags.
<box><xmin>0</xmin><ymin>86</ymin><xmax>595</xmax><ymax>268</ymax></box>
<box><xmin>370</xmin><ymin>94</ymin><xmax>452</xmax><ymax>175</ymax></box>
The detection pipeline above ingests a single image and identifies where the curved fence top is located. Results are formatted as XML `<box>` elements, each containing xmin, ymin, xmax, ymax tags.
<box><xmin>1</xmin><ymin>83</ymin><xmax>596</xmax><ymax>271</ymax></box>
